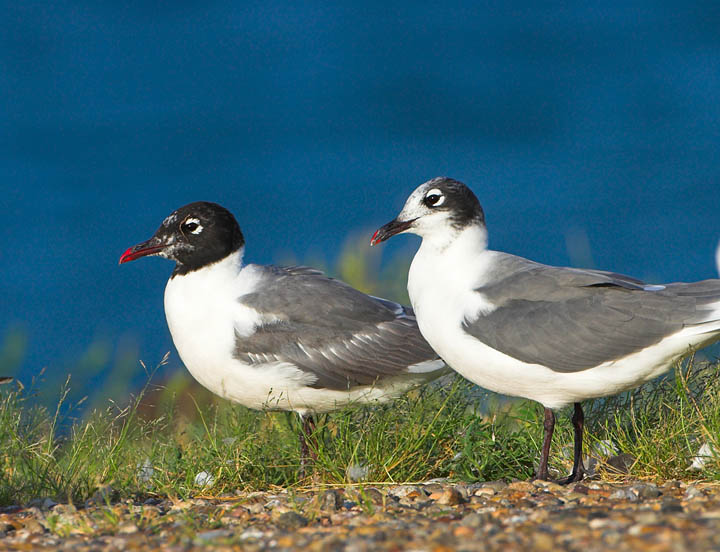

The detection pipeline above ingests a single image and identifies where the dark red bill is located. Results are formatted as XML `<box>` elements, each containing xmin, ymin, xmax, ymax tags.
<box><xmin>118</xmin><ymin>239</ymin><xmax>165</xmax><ymax>264</ymax></box>
<box><xmin>370</xmin><ymin>218</ymin><xmax>416</xmax><ymax>246</ymax></box>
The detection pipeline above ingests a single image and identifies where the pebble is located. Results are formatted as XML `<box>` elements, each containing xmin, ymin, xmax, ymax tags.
<box><xmin>195</xmin><ymin>529</ymin><xmax>234</xmax><ymax>542</ymax></box>
<box><xmin>631</xmin><ymin>482</ymin><xmax>662</xmax><ymax>499</ymax></box>
<box><xmin>507</xmin><ymin>481</ymin><xmax>535</xmax><ymax>492</ymax></box>
<box><xmin>610</xmin><ymin>488</ymin><xmax>637</xmax><ymax>501</ymax></box>
<box><xmin>275</xmin><ymin>511</ymin><xmax>309</xmax><ymax>530</ymax></box>
<box><xmin>321</xmin><ymin>489</ymin><xmax>343</xmax><ymax>512</ymax></box>
<box><xmin>606</xmin><ymin>453</ymin><xmax>636</xmax><ymax>474</ymax></box>
<box><xmin>482</xmin><ymin>480</ymin><xmax>509</xmax><ymax>491</ymax></box>
<box><xmin>429</xmin><ymin>487</ymin><xmax>464</xmax><ymax>506</ymax></box>
<box><xmin>389</xmin><ymin>485</ymin><xmax>428</xmax><ymax>500</ymax></box>
<box><xmin>23</xmin><ymin>519</ymin><xmax>45</xmax><ymax>534</ymax></box>
<box><xmin>117</xmin><ymin>523</ymin><xmax>139</xmax><ymax>534</ymax></box>
<box><xmin>685</xmin><ymin>485</ymin><xmax>705</xmax><ymax>500</ymax></box>
<box><xmin>193</xmin><ymin>471</ymin><xmax>215</xmax><ymax>487</ymax></box>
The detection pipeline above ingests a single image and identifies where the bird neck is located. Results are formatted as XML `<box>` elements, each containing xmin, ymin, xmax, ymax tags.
<box><xmin>171</xmin><ymin>246</ymin><xmax>245</xmax><ymax>279</ymax></box>
<box><xmin>419</xmin><ymin>223</ymin><xmax>488</xmax><ymax>255</ymax></box>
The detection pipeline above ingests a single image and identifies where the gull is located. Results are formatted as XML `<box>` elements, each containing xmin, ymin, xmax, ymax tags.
<box><xmin>371</xmin><ymin>176</ymin><xmax>720</xmax><ymax>482</ymax></box>
<box><xmin>120</xmin><ymin>201</ymin><xmax>446</xmax><ymax>464</ymax></box>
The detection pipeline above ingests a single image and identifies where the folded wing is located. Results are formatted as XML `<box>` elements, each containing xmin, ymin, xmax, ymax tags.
<box><xmin>464</xmin><ymin>254</ymin><xmax>720</xmax><ymax>372</ymax></box>
<box><xmin>235</xmin><ymin>266</ymin><xmax>443</xmax><ymax>389</ymax></box>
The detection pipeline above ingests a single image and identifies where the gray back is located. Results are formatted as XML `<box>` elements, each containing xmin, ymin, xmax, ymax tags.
<box><xmin>464</xmin><ymin>254</ymin><xmax>720</xmax><ymax>372</ymax></box>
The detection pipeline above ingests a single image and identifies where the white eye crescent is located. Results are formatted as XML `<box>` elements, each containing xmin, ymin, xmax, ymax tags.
<box><xmin>424</xmin><ymin>188</ymin><xmax>445</xmax><ymax>207</ymax></box>
<box><xmin>183</xmin><ymin>217</ymin><xmax>203</xmax><ymax>234</ymax></box>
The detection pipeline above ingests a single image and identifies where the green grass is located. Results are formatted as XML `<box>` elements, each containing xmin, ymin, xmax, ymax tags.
<box><xmin>2</xmin><ymin>356</ymin><xmax>720</xmax><ymax>506</ymax></box>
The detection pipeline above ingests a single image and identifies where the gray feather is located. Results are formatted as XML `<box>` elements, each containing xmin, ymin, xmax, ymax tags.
<box><xmin>235</xmin><ymin>265</ymin><xmax>441</xmax><ymax>390</ymax></box>
<box><xmin>464</xmin><ymin>254</ymin><xmax>720</xmax><ymax>372</ymax></box>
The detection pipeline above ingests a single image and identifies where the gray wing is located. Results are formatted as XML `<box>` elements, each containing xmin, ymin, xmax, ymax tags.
<box><xmin>235</xmin><ymin>265</ymin><xmax>441</xmax><ymax>390</ymax></box>
<box><xmin>464</xmin><ymin>254</ymin><xmax>720</xmax><ymax>372</ymax></box>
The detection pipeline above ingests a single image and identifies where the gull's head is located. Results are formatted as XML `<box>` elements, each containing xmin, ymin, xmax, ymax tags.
<box><xmin>371</xmin><ymin>177</ymin><xmax>485</xmax><ymax>246</ymax></box>
<box><xmin>119</xmin><ymin>201</ymin><xmax>245</xmax><ymax>274</ymax></box>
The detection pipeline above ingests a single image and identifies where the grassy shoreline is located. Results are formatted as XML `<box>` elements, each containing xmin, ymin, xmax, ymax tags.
<box><xmin>2</xmin><ymin>358</ymin><xmax>720</xmax><ymax>507</ymax></box>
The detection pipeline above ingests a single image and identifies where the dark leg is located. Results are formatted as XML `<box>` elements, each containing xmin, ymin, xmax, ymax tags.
<box><xmin>299</xmin><ymin>414</ymin><xmax>318</xmax><ymax>475</ymax></box>
<box><xmin>534</xmin><ymin>407</ymin><xmax>555</xmax><ymax>481</ymax></box>
<box><xmin>556</xmin><ymin>402</ymin><xmax>585</xmax><ymax>484</ymax></box>
<box><xmin>565</xmin><ymin>402</ymin><xmax>585</xmax><ymax>483</ymax></box>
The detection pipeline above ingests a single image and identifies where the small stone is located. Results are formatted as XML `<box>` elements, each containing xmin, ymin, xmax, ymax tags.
<box><xmin>572</xmin><ymin>484</ymin><xmax>590</xmax><ymax>495</ymax></box>
<box><xmin>195</xmin><ymin>529</ymin><xmax>233</xmax><ymax>542</ymax></box>
<box><xmin>117</xmin><ymin>523</ymin><xmax>139</xmax><ymax>534</ymax></box>
<box><xmin>609</xmin><ymin>488</ymin><xmax>637</xmax><ymax>501</ymax></box>
<box><xmin>26</xmin><ymin>497</ymin><xmax>56</xmax><ymax>510</ymax></box>
<box><xmin>461</xmin><ymin>512</ymin><xmax>493</xmax><ymax>527</ymax></box>
<box><xmin>321</xmin><ymin>490</ymin><xmax>342</xmax><ymax>512</ymax></box>
<box><xmin>507</xmin><ymin>481</ymin><xmax>535</xmax><ymax>492</ymax></box>
<box><xmin>389</xmin><ymin>485</ymin><xmax>427</xmax><ymax>500</ymax></box>
<box><xmin>481</xmin><ymin>480</ymin><xmax>508</xmax><ymax>491</ymax></box>
<box><xmin>361</xmin><ymin>488</ymin><xmax>385</xmax><ymax>505</ymax></box>
<box><xmin>631</xmin><ymin>482</ymin><xmax>661</xmax><ymax>499</ymax></box>
<box><xmin>474</xmin><ymin>487</ymin><xmax>496</xmax><ymax>497</ymax></box>
<box><xmin>453</xmin><ymin>485</ymin><xmax>471</xmax><ymax>501</ymax></box>
<box><xmin>634</xmin><ymin>511</ymin><xmax>660</xmax><ymax>524</ymax></box>
<box><xmin>684</xmin><ymin>486</ymin><xmax>705</xmax><ymax>500</ymax></box>
<box><xmin>605</xmin><ymin>453</ymin><xmax>635</xmax><ymax>474</ymax></box>
<box><xmin>430</xmin><ymin>487</ymin><xmax>464</xmax><ymax>506</ymax></box>
<box><xmin>240</xmin><ymin>528</ymin><xmax>265</xmax><ymax>540</ymax></box>
<box><xmin>264</xmin><ymin>498</ymin><xmax>283</xmax><ymax>509</ymax></box>
<box><xmin>453</xmin><ymin>526</ymin><xmax>474</xmax><ymax>538</ymax></box>
<box><xmin>661</xmin><ymin>499</ymin><xmax>684</xmax><ymax>513</ymax></box>
<box><xmin>533</xmin><ymin>480</ymin><xmax>564</xmax><ymax>492</ymax></box>
<box><xmin>22</xmin><ymin>519</ymin><xmax>45</xmax><ymax>534</ymax></box>
<box><xmin>194</xmin><ymin>471</ymin><xmax>215</xmax><ymax>487</ymax></box>
<box><xmin>246</xmin><ymin>502</ymin><xmax>265</xmax><ymax>514</ymax></box>
<box><xmin>275</xmin><ymin>511</ymin><xmax>308</xmax><ymax>530</ymax></box>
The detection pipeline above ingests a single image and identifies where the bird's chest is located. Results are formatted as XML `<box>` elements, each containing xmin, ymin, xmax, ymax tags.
<box><xmin>163</xmin><ymin>271</ymin><xmax>258</xmax><ymax>393</ymax></box>
<box><xmin>407</xmin><ymin>246</ymin><xmax>494</xmax><ymax>353</ymax></box>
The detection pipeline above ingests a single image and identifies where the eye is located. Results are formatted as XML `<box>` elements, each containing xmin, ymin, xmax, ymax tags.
<box><xmin>423</xmin><ymin>188</ymin><xmax>445</xmax><ymax>208</ymax></box>
<box><xmin>182</xmin><ymin>217</ymin><xmax>203</xmax><ymax>235</ymax></box>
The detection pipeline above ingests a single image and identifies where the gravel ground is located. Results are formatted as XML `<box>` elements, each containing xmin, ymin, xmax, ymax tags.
<box><xmin>2</xmin><ymin>479</ymin><xmax>720</xmax><ymax>551</ymax></box>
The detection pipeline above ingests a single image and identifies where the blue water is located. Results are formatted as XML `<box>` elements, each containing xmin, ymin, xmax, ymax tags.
<box><xmin>2</xmin><ymin>2</ymin><xmax>720</xmax><ymax>387</ymax></box>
